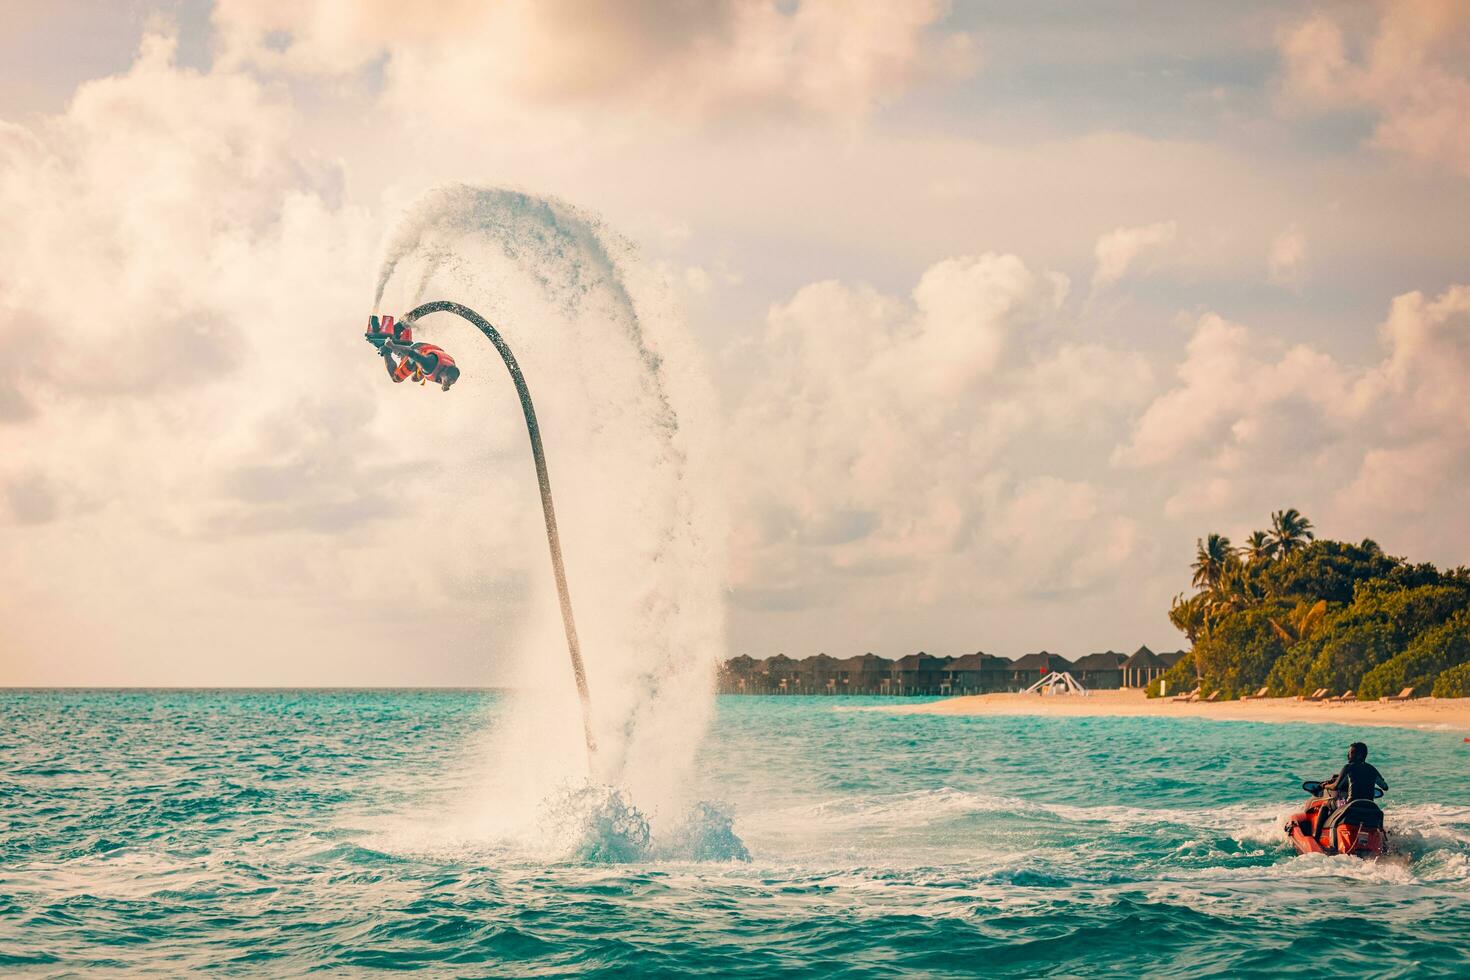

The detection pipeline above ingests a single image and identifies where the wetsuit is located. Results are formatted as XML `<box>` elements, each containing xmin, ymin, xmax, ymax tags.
<box><xmin>385</xmin><ymin>342</ymin><xmax>458</xmax><ymax>388</ymax></box>
<box><xmin>1319</xmin><ymin>761</ymin><xmax>1387</xmax><ymax>842</ymax></box>
<box><xmin>1333</xmin><ymin>761</ymin><xmax>1387</xmax><ymax>801</ymax></box>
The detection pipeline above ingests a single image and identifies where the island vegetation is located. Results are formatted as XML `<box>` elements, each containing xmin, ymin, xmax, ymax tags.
<box><xmin>1153</xmin><ymin>509</ymin><xmax>1470</xmax><ymax>700</ymax></box>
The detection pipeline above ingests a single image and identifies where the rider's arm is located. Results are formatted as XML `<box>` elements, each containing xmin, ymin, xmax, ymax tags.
<box><xmin>1375</xmin><ymin>768</ymin><xmax>1387</xmax><ymax>791</ymax></box>
<box><xmin>383</xmin><ymin>341</ymin><xmax>432</xmax><ymax>371</ymax></box>
<box><xmin>382</xmin><ymin>347</ymin><xmax>405</xmax><ymax>383</ymax></box>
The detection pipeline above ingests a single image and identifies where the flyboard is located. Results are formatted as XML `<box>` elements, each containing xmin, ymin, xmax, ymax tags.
<box><xmin>365</xmin><ymin>305</ymin><xmax>598</xmax><ymax>772</ymax></box>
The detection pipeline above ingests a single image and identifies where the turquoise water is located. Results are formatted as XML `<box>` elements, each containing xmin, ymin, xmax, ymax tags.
<box><xmin>2</xmin><ymin>691</ymin><xmax>1468</xmax><ymax>976</ymax></box>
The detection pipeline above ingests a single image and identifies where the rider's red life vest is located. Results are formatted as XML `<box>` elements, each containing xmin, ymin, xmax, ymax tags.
<box><xmin>392</xmin><ymin>343</ymin><xmax>452</xmax><ymax>383</ymax></box>
<box><xmin>420</xmin><ymin>344</ymin><xmax>455</xmax><ymax>382</ymax></box>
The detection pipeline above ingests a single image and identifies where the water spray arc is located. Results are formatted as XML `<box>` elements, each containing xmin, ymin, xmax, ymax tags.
<box><xmin>398</xmin><ymin>300</ymin><xmax>597</xmax><ymax>770</ymax></box>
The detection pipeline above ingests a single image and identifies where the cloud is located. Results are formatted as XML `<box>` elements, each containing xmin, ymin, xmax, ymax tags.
<box><xmin>729</xmin><ymin>251</ymin><xmax>1149</xmax><ymax>615</ymax></box>
<box><xmin>1119</xmin><ymin>283</ymin><xmax>1470</xmax><ymax>566</ymax></box>
<box><xmin>1091</xmin><ymin>220</ymin><xmax>1177</xmax><ymax>288</ymax></box>
<box><xmin>1113</xmin><ymin>312</ymin><xmax>1353</xmax><ymax>469</ymax></box>
<box><xmin>1278</xmin><ymin>0</ymin><xmax>1470</xmax><ymax>176</ymax></box>
<box><xmin>1268</xmin><ymin>225</ymin><xmax>1306</xmax><ymax>285</ymax></box>
<box><xmin>0</xmin><ymin>30</ymin><xmax>533</xmax><ymax>684</ymax></box>
<box><xmin>212</xmin><ymin>0</ymin><xmax>978</xmax><ymax>126</ymax></box>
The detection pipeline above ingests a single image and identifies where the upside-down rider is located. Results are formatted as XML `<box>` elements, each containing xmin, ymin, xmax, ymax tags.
<box><xmin>1317</xmin><ymin>741</ymin><xmax>1388</xmax><ymax>840</ymax></box>
<box><xmin>366</xmin><ymin>314</ymin><xmax>461</xmax><ymax>391</ymax></box>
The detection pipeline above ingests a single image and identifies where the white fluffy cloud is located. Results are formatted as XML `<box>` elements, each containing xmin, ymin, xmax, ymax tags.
<box><xmin>212</xmin><ymin>0</ymin><xmax>977</xmax><ymax>125</ymax></box>
<box><xmin>727</xmin><ymin>252</ymin><xmax>1154</xmax><ymax>617</ymax></box>
<box><xmin>1278</xmin><ymin>0</ymin><xmax>1470</xmax><ymax>175</ymax></box>
<box><xmin>1119</xmin><ymin>284</ymin><xmax>1470</xmax><ymax>562</ymax></box>
<box><xmin>1114</xmin><ymin>312</ymin><xmax>1354</xmax><ymax>470</ymax></box>
<box><xmin>1091</xmin><ymin>220</ymin><xmax>1177</xmax><ymax>288</ymax></box>
<box><xmin>0</xmin><ymin>31</ymin><xmax>520</xmax><ymax>684</ymax></box>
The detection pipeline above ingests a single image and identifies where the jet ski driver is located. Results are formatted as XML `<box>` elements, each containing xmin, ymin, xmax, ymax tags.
<box><xmin>366</xmin><ymin>315</ymin><xmax>461</xmax><ymax>391</ymax></box>
<box><xmin>1318</xmin><ymin>741</ymin><xmax>1388</xmax><ymax>839</ymax></box>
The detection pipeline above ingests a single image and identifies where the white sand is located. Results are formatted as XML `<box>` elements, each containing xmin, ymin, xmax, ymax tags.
<box><xmin>884</xmin><ymin>688</ymin><xmax>1470</xmax><ymax>733</ymax></box>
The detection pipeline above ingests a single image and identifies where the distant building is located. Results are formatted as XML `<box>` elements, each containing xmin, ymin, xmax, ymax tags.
<box><xmin>1157</xmin><ymin>650</ymin><xmax>1188</xmax><ymax>669</ymax></box>
<box><xmin>1072</xmin><ymin>651</ymin><xmax>1126</xmax><ymax>689</ymax></box>
<box><xmin>798</xmin><ymin>653</ymin><xmax>842</xmax><ymax>693</ymax></box>
<box><xmin>889</xmin><ymin>652</ymin><xmax>953</xmax><ymax>694</ymax></box>
<box><xmin>717</xmin><ymin>644</ymin><xmax>1186</xmax><ymax>695</ymax></box>
<box><xmin>1121</xmin><ymin>645</ymin><xmax>1168</xmax><ymax>688</ymax></box>
<box><xmin>1009</xmin><ymin>651</ymin><xmax>1075</xmax><ymax>689</ymax></box>
<box><xmin>838</xmin><ymin>653</ymin><xmax>893</xmax><ymax>694</ymax></box>
<box><xmin>943</xmin><ymin>652</ymin><xmax>1014</xmax><ymax>694</ymax></box>
<box><xmin>761</xmin><ymin>654</ymin><xmax>801</xmax><ymax>693</ymax></box>
<box><xmin>717</xmin><ymin>654</ymin><xmax>760</xmax><ymax>694</ymax></box>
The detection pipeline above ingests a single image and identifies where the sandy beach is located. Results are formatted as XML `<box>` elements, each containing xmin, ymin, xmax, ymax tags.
<box><xmin>885</xmin><ymin>689</ymin><xmax>1470</xmax><ymax>733</ymax></box>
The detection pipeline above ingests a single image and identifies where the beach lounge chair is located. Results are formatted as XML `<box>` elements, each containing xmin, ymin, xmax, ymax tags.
<box><xmin>1172</xmin><ymin>688</ymin><xmax>1200</xmax><ymax>702</ymax></box>
<box><xmin>1328</xmin><ymin>690</ymin><xmax>1357</xmax><ymax>703</ymax></box>
<box><xmin>1240</xmin><ymin>686</ymin><xmax>1269</xmax><ymax>701</ymax></box>
<box><xmin>1380</xmin><ymin>686</ymin><xmax>1415</xmax><ymax>703</ymax></box>
<box><xmin>1296</xmin><ymin>688</ymin><xmax>1329</xmax><ymax>702</ymax></box>
<box><xmin>1202</xmin><ymin>691</ymin><xmax>1221</xmax><ymax>703</ymax></box>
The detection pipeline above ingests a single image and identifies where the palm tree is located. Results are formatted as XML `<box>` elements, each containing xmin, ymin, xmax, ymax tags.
<box><xmin>1360</xmin><ymin>538</ymin><xmax>1383</xmax><ymax>556</ymax></box>
<box><xmin>1270</xmin><ymin>508</ymin><xmax>1314</xmax><ymax>557</ymax></box>
<box><xmin>1240</xmin><ymin>530</ymin><xmax>1277</xmax><ymax>564</ymax></box>
<box><xmin>1191</xmin><ymin>533</ymin><xmax>1233</xmax><ymax>591</ymax></box>
<box><xmin>1269</xmin><ymin>598</ymin><xmax>1328</xmax><ymax>646</ymax></box>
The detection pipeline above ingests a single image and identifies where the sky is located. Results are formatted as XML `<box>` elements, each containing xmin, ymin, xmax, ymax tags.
<box><xmin>2</xmin><ymin>0</ymin><xmax>1468</xmax><ymax>686</ymax></box>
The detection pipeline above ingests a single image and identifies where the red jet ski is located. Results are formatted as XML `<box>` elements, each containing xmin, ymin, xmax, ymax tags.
<box><xmin>1285</xmin><ymin>779</ymin><xmax>1389</xmax><ymax>858</ymax></box>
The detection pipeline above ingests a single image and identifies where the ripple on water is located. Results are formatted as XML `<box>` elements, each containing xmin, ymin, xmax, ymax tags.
<box><xmin>2</xmin><ymin>691</ymin><xmax>1469</xmax><ymax>977</ymax></box>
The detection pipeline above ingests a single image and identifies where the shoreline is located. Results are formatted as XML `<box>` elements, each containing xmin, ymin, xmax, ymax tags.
<box><xmin>879</xmin><ymin>689</ymin><xmax>1470</xmax><ymax>733</ymax></box>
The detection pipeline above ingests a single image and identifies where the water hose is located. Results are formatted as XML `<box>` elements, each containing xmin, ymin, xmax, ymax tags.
<box><xmin>398</xmin><ymin>300</ymin><xmax>597</xmax><ymax>771</ymax></box>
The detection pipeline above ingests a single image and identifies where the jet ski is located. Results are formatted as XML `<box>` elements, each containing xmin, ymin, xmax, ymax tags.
<box><xmin>1285</xmin><ymin>780</ymin><xmax>1389</xmax><ymax>857</ymax></box>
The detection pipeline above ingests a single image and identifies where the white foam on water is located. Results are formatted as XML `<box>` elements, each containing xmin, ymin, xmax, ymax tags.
<box><xmin>372</xmin><ymin>185</ymin><xmax>726</xmax><ymax>840</ymax></box>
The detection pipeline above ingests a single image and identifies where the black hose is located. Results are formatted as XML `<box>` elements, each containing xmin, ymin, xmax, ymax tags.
<box><xmin>399</xmin><ymin>300</ymin><xmax>597</xmax><ymax>770</ymax></box>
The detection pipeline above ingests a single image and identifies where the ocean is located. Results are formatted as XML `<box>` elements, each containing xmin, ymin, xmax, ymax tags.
<box><xmin>2</xmin><ymin>690</ymin><xmax>1467</xmax><ymax>977</ymax></box>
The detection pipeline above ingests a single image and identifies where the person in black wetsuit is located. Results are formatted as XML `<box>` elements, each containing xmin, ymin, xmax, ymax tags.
<box><xmin>1318</xmin><ymin>741</ymin><xmax>1387</xmax><ymax>841</ymax></box>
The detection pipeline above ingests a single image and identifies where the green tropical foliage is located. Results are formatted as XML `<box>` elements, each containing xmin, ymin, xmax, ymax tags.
<box><xmin>1270</xmin><ymin>508</ymin><xmax>1314</xmax><ymax>558</ymax></box>
<box><xmin>1191</xmin><ymin>534</ymin><xmax>1233</xmax><ymax>591</ymax></box>
<box><xmin>1432</xmin><ymin>661</ymin><xmax>1470</xmax><ymax>698</ymax></box>
<box><xmin>1153</xmin><ymin>509</ymin><xmax>1470</xmax><ymax>699</ymax></box>
<box><xmin>1241</xmin><ymin>531</ymin><xmax>1277</xmax><ymax>565</ymax></box>
<box><xmin>1358</xmin><ymin>613</ymin><xmax>1470</xmax><ymax>700</ymax></box>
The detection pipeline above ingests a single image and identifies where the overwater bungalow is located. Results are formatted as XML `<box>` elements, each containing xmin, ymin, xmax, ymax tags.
<box><xmin>889</xmin><ymin>652</ymin><xmax>953</xmax><ymax>695</ymax></box>
<box><xmin>717</xmin><ymin>654</ymin><xmax>760</xmax><ymax>694</ymax></box>
<box><xmin>943</xmin><ymin>652</ymin><xmax>1014</xmax><ymax>694</ymax></box>
<box><xmin>718</xmin><ymin>643</ymin><xmax>1179</xmax><ymax>695</ymax></box>
<box><xmin>1072</xmin><ymin>651</ymin><xmax>1126</xmax><ymax>689</ymax></box>
<box><xmin>1121</xmin><ymin>645</ymin><xmax>1167</xmax><ymax>688</ymax></box>
<box><xmin>798</xmin><ymin>653</ymin><xmax>843</xmax><ymax>693</ymax></box>
<box><xmin>761</xmin><ymin>653</ymin><xmax>801</xmax><ymax>693</ymax></box>
<box><xmin>838</xmin><ymin>652</ymin><xmax>893</xmax><ymax>694</ymax></box>
<box><xmin>1009</xmin><ymin>651</ymin><xmax>1075</xmax><ymax>688</ymax></box>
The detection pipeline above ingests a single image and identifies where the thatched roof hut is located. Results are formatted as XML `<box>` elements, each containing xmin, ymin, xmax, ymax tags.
<box><xmin>891</xmin><ymin>651</ymin><xmax>952</xmax><ymax>691</ymax></box>
<box><xmin>721</xmin><ymin>654</ymin><xmax>759</xmax><ymax>676</ymax></box>
<box><xmin>944</xmin><ymin>652</ymin><xmax>1013</xmax><ymax>692</ymax></box>
<box><xmin>761</xmin><ymin>653</ymin><xmax>800</xmax><ymax>679</ymax></box>
<box><xmin>946</xmin><ymin>651</ymin><xmax>1011</xmax><ymax>672</ymax></box>
<box><xmin>1121</xmin><ymin>645</ymin><xmax>1166</xmax><ymax>688</ymax></box>
<box><xmin>1010</xmin><ymin>651</ymin><xmax>1074</xmax><ymax>676</ymax></box>
<box><xmin>842</xmin><ymin>652</ymin><xmax>894</xmax><ymax>672</ymax></box>
<box><xmin>1071</xmin><ymin>651</ymin><xmax>1126</xmax><ymax>689</ymax></box>
<box><xmin>798</xmin><ymin>653</ymin><xmax>841</xmax><ymax>687</ymax></box>
<box><xmin>836</xmin><ymin>653</ymin><xmax>893</xmax><ymax>691</ymax></box>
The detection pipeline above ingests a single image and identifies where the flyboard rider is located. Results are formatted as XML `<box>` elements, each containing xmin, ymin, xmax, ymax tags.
<box><xmin>366</xmin><ymin>315</ymin><xmax>461</xmax><ymax>391</ymax></box>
